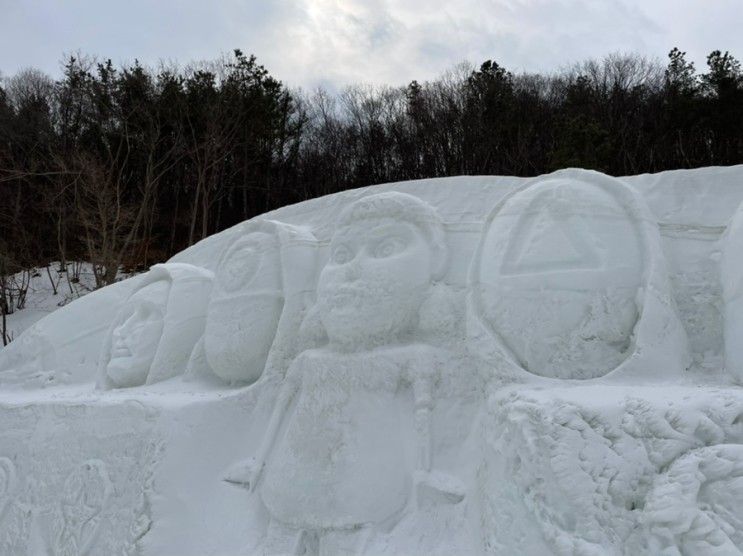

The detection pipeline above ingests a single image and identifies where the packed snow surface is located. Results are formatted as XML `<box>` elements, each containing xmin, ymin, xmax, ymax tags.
<box><xmin>1</xmin><ymin>167</ymin><xmax>743</xmax><ymax>555</ymax></box>
<box><xmin>2</xmin><ymin>262</ymin><xmax>101</xmax><ymax>343</ymax></box>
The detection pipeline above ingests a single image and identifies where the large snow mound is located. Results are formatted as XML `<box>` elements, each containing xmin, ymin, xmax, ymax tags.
<box><xmin>1</xmin><ymin>167</ymin><xmax>743</xmax><ymax>555</ymax></box>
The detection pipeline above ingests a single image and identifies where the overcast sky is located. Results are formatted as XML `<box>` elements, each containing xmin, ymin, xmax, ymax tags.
<box><xmin>1</xmin><ymin>0</ymin><xmax>741</xmax><ymax>90</ymax></box>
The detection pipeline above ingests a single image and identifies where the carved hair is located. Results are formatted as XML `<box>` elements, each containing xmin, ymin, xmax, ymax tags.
<box><xmin>336</xmin><ymin>191</ymin><xmax>448</xmax><ymax>279</ymax></box>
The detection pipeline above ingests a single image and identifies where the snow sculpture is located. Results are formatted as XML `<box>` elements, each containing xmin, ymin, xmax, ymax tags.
<box><xmin>45</xmin><ymin>460</ymin><xmax>112</xmax><ymax>556</ymax></box>
<box><xmin>635</xmin><ymin>444</ymin><xmax>743</xmax><ymax>555</ymax></box>
<box><xmin>0</xmin><ymin>457</ymin><xmax>28</xmax><ymax>552</ymax></box>
<box><xmin>0</xmin><ymin>458</ymin><xmax>15</xmax><ymax>518</ymax></box>
<box><xmin>0</xmin><ymin>278</ymin><xmax>136</xmax><ymax>388</ymax></box>
<box><xmin>484</xmin><ymin>386</ymin><xmax>743</xmax><ymax>555</ymax></box>
<box><xmin>203</xmin><ymin>220</ymin><xmax>319</xmax><ymax>384</ymax></box>
<box><xmin>470</xmin><ymin>169</ymin><xmax>688</xmax><ymax>380</ymax></box>
<box><xmin>97</xmin><ymin>263</ymin><xmax>213</xmax><ymax>389</ymax></box>
<box><xmin>722</xmin><ymin>201</ymin><xmax>743</xmax><ymax>384</ymax></box>
<box><xmin>0</xmin><ymin>325</ymin><xmax>56</xmax><ymax>386</ymax></box>
<box><xmin>4</xmin><ymin>166</ymin><xmax>743</xmax><ymax>555</ymax></box>
<box><xmin>226</xmin><ymin>192</ymin><xmax>465</xmax><ymax>554</ymax></box>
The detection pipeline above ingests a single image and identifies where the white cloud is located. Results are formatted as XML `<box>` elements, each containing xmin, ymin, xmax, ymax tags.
<box><xmin>1</xmin><ymin>0</ymin><xmax>741</xmax><ymax>88</ymax></box>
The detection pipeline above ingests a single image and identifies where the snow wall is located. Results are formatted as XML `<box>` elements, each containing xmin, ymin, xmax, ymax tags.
<box><xmin>1</xmin><ymin>167</ymin><xmax>743</xmax><ymax>555</ymax></box>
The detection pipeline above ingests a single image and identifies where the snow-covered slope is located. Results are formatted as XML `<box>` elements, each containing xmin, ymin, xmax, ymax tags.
<box><xmin>2</xmin><ymin>263</ymin><xmax>100</xmax><ymax>343</ymax></box>
<box><xmin>1</xmin><ymin>167</ymin><xmax>742</xmax><ymax>555</ymax></box>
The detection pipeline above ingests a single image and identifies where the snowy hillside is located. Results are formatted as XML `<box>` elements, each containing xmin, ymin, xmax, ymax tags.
<box><xmin>2</xmin><ymin>263</ymin><xmax>108</xmax><ymax>344</ymax></box>
<box><xmin>1</xmin><ymin>166</ymin><xmax>743</xmax><ymax>555</ymax></box>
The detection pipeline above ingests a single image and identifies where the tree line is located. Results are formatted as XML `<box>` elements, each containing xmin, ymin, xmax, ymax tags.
<box><xmin>1</xmin><ymin>47</ymin><xmax>742</xmax><ymax>295</ymax></box>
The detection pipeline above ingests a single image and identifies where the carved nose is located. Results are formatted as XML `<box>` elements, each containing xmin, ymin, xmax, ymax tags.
<box><xmin>116</xmin><ymin>313</ymin><xmax>137</xmax><ymax>336</ymax></box>
<box><xmin>343</xmin><ymin>259</ymin><xmax>362</xmax><ymax>281</ymax></box>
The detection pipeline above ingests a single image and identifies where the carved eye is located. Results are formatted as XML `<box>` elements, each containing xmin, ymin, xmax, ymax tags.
<box><xmin>373</xmin><ymin>237</ymin><xmax>403</xmax><ymax>258</ymax></box>
<box><xmin>218</xmin><ymin>238</ymin><xmax>263</xmax><ymax>292</ymax></box>
<box><xmin>332</xmin><ymin>245</ymin><xmax>352</xmax><ymax>264</ymax></box>
<box><xmin>137</xmin><ymin>303</ymin><xmax>161</xmax><ymax>322</ymax></box>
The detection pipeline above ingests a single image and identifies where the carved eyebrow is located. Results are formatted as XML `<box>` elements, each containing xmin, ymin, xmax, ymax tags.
<box><xmin>129</xmin><ymin>302</ymin><xmax>160</xmax><ymax>317</ymax></box>
<box><xmin>365</xmin><ymin>222</ymin><xmax>414</xmax><ymax>237</ymax></box>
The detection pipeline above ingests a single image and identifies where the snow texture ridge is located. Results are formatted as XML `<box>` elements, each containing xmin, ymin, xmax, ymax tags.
<box><xmin>0</xmin><ymin>166</ymin><xmax>742</xmax><ymax>555</ymax></box>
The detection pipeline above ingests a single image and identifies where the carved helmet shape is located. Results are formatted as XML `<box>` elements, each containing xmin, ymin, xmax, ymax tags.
<box><xmin>205</xmin><ymin>219</ymin><xmax>318</xmax><ymax>384</ymax></box>
<box><xmin>470</xmin><ymin>169</ymin><xmax>689</xmax><ymax>380</ymax></box>
<box><xmin>97</xmin><ymin>263</ymin><xmax>213</xmax><ymax>389</ymax></box>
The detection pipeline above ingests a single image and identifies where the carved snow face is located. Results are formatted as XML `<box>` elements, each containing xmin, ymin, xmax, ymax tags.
<box><xmin>205</xmin><ymin>231</ymin><xmax>283</xmax><ymax>383</ymax></box>
<box><xmin>106</xmin><ymin>280</ymin><xmax>169</xmax><ymax>388</ymax></box>
<box><xmin>318</xmin><ymin>217</ymin><xmax>433</xmax><ymax>349</ymax></box>
<box><xmin>475</xmin><ymin>178</ymin><xmax>643</xmax><ymax>378</ymax></box>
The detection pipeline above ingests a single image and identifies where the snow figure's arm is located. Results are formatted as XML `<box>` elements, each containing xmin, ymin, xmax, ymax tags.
<box><xmin>412</xmin><ymin>366</ymin><xmax>434</xmax><ymax>472</ymax></box>
<box><xmin>224</xmin><ymin>359</ymin><xmax>302</xmax><ymax>492</ymax></box>
<box><xmin>256</xmin><ymin>373</ymin><xmax>299</xmax><ymax>470</ymax></box>
<box><xmin>410</xmin><ymin>351</ymin><xmax>466</xmax><ymax>507</ymax></box>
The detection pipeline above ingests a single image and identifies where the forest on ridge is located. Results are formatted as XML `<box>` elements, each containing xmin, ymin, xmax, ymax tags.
<box><xmin>1</xmin><ymin>47</ymin><xmax>742</xmax><ymax>295</ymax></box>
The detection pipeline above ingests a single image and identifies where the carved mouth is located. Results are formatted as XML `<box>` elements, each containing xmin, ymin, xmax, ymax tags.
<box><xmin>329</xmin><ymin>291</ymin><xmax>363</xmax><ymax>307</ymax></box>
<box><xmin>335</xmin><ymin>284</ymin><xmax>364</xmax><ymax>295</ymax></box>
<box><xmin>112</xmin><ymin>344</ymin><xmax>131</xmax><ymax>358</ymax></box>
